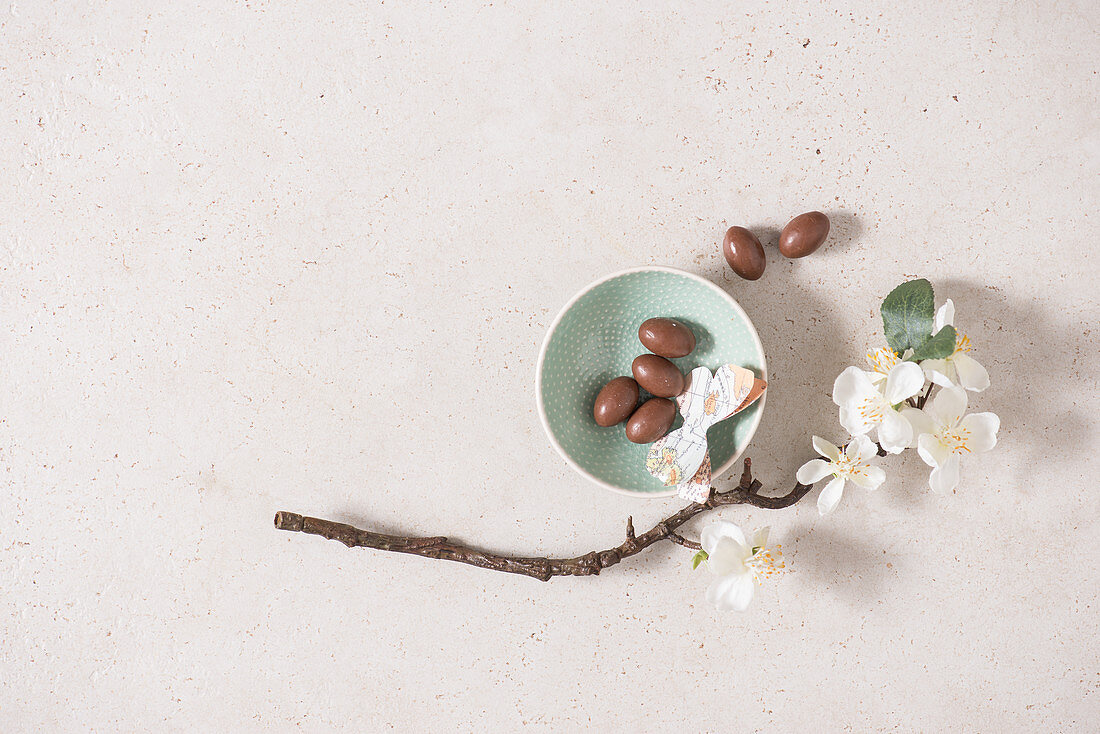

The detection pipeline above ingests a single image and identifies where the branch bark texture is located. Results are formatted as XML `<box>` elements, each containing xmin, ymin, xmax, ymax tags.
<box><xmin>274</xmin><ymin>458</ymin><xmax>813</xmax><ymax>582</ymax></box>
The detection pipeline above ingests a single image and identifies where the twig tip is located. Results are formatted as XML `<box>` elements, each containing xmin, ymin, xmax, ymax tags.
<box><xmin>274</xmin><ymin>511</ymin><xmax>304</xmax><ymax>532</ymax></box>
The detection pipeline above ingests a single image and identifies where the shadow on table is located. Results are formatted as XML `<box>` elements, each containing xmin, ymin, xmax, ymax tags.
<box><xmin>938</xmin><ymin>277</ymin><xmax>1092</xmax><ymax>495</ymax></box>
<box><xmin>788</xmin><ymin>523</ymin><xmax>897</xmax><ymax>601</ymax></box>
<box><xmin>710</xmin><ymin>212</ymin><xmax>863</xmax><ymax>486</ymax></box>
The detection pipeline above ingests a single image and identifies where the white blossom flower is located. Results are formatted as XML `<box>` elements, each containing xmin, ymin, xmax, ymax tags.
<box><xmin>864</xmin><ymin>346</ymin><xmax>900</xmax><ymax>385</ymax></box>
<box><xmin>920</xmin><ymin>299</ymin><xmax>990</xmax><ymax>392</ymax></box>
<box><xmin>901</xmin><ymin>386</ymin><xmax>999</xmax><ymax>493</ymax></box>
<box><xmin>833</xmin><ymin>362</ymin><xmax>925</xmax><ymax>453</ymax></box>
<box><xmin>796</xmin><ymin>435</ymin><xmax>886</xmax><ymax>515</ymax></box>
<box><xmin>864</xmin><ymin>346</ymin><xmax>913</xmax><ymax>385</ymax></box>
<box><xmin>699</xmin><ymin>521</ymin><xmax>783</xmax><ymax>612</ymax></box>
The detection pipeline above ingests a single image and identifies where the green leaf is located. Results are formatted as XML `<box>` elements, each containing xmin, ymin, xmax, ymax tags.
<box><xmin>691</xmin><ymin>550</ymin><xmax>709</xmax><ymax>570</ymax></box>
<box><xmin>908</xmin><ymin>325</ymin><xmax>957</xmax><ymax>361</ymax></box>
<box><xmin>881</xmin><ymin>279</ymin><xmax>936</xmax><ymax>355</ymax></box>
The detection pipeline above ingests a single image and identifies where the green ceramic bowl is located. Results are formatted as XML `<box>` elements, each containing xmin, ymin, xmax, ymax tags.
<box><xmin>536</xmin><ymin>266</ymin><xmax>767</xmax><ymax>497</ymax></box>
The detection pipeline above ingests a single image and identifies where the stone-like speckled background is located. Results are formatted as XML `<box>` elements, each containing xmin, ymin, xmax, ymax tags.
<box><xmin>2</xmin><ymin>1</ymin><xmax>1097</xmax><ymax>730</ymax></box>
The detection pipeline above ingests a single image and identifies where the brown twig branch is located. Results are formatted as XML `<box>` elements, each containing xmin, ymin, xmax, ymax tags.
<box><xmin>274</xmin><ymin>457</ymin><xmax>813</xmax><ymax>582</ymax></box>
<box><xmin>667</xmin><ymin>531</ymin><xmax>702</xmax><ymax>550</ymax></box>
<box><xmin>917</xmin><ymin>382</ymin><xmax>935</xmax><ymax>409</ymax></box>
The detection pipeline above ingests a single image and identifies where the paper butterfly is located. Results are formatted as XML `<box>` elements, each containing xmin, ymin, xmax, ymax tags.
<box><xmin>645</xmin><ymin>364</ymin><xmax>767</xmax><ymax>502</ymax></box>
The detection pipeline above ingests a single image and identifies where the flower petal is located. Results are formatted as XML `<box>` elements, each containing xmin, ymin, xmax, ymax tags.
<box><xmin>812</xmin><ymin>435</ymin><xmax>841</xmax><ymax>462</ymax></box>
<box><xmin>959</xmin><ymin>412</ymin><xmax>1000</xmax><ymax>453</ymax></box>
<box><xmin>917</xmin><ymin>433</ymin><xmax>948</xmax><ymax>468</ymax></box>
<box><xmin>817</xmin><ymin>476</ymin><xmax>845</xmax><ymax>516</ymax></box>
<box><xmin>849</xmin><ymin>464</ymin><xmax>886</xmax><ymax>491</ymax></box>
<box><xmin>835</xmin><ymin>366</ymin><xmax>881</xmax><ymax>436</ymax></box>
<box><xmin>833</xmin><ymin>366</ymin><xmax>876</xmax><ymax>407</ymax></box>
<box><xmin>843</xmin><ymin>437</ymin><xmax>859</xmax><ymax>460</ymax></box>
<box><xmin>846</xmin><ymin>434</ymin><xmax>879</xmax><ymax>463</ymax></box>
<box><xmin>750</xmin><ymin>527</ymin><xmax>770</xmax><ymax>552</ymax></box>
<box><xmin>935</xmin><ymin>299</ymin><xmax>955</xmax><ymax>331</ymax></box>
<box><xmin>706</xmin><ymin>538</ymin><xmax>749</xmax><ymax>576</ymax></box>
<box><xmin>706</xmin><ymin>573</ymin><xmax>755</xmax><ymax>612</ymax></box>
<box><xmin>700</xmin><ymin>520</ymin><xmax>746</xmax><ymax>555</ymax></box>
<box><xmin>954</xmin><ymin>353</ymin><xmax>990</xmax><ymax>392</ymax></box>
<box><xmin>878</xmin><ymin>409</ymin><xmax>913</xmax><ymax>454</ymax></box>
<box><xmin>928</xmin><ymin>454</ymin><xmax>961</xmax><ymax>493</ymax></box>
<box><xmin>901</xmin><ymin>407</ymin><xmax>937</xmax><ymax>445</ymax></box>
<box><xmin>839</xmin><ymin>406</ymin><xmax>875</xmax><ymax>437</ymax></box>
<box><xmin>922</xmin><ymin>359</ymin><xmax>956</xmax><ymax>387</ymax></box>
<box><xmin>884</xmin><ymin>361</ymin><xmax>925</xmax><ymax>404</ymax></box>
<box><xmin>797</xmin><ymin>459</ymin><xmax>834</xmax><ymax>485</ymax></box>
<box><xmin>928</xmin><ymin>385</ymin><xmax>967</xmax><ymax>428</ymax></box>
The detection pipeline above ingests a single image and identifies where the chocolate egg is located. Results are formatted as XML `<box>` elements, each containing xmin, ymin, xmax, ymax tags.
<box><xmin>631</xmin><ymin>354</ymin><xmax>685</xmax><ymax>398</ymax></box>
<box><xmin>625</xmin><ymin>398</ymin><xmax>677</xmax><ymax>444</ymax></box>
<box><xmin>638</xmin><ymin>317</ymin><xmax>696</xmax><ymax>358</ymax></box>
<box><xmin>721</xmin><ymin>226</ymin><xmax>766</xmax><ymax>280</ymax></box>
<box><xmin>592</xmin><ymin>376</ymin><xmax>640</xmax><ymax>427</ymax></box>
<box><xmin>778</xmin><ymin>211</ymin><xmax>830</xmax><ymax>258</ymax></box>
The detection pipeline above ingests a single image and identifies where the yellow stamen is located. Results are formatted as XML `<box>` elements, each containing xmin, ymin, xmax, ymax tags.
<box><xmin>832</xmin><ymin>450</ymin><xmax>871</xmax><ymax>479</ymax></box>
<box><xmin>858</xmin><ymin>396</ymin><xmax>884</xmax><ymax>423</ymax></box>
<box><xmin>940</xmin><ymin>426</ymin><xmax>973</xmax><ymax>454</ymax></box>
<box><xmin>866</xmin><ymin>347</ymin><xmax>899</xmax><ymax>375</ymax></box>
<box><xmin>746</xmin><ymin>544</ymin><xmax>785</xmax><ymax>581</ymax></box>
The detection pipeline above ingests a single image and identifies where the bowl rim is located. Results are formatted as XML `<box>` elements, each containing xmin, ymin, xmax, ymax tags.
<box><xmin>535</xmin><ymin>265</ymin><xmax>768</xmax><ymax>498</ymax></box>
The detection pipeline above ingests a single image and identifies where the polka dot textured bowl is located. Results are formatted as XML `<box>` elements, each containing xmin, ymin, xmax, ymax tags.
<box><xmin>536</xmin><ymin>266</ymin><xmax>767</xmax><ymax>497</ymax></box>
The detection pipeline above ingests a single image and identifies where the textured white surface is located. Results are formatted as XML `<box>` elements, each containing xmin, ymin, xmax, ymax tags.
<box><xmin>2</xmin><ymin>1</ymin><xmax>1098</xmax><ymax>730</ymax></box>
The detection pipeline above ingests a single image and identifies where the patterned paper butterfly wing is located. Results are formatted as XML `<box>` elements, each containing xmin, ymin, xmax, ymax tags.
<box><xmin>646</xmin><ymin>365</ymin><xmax>768</xmax><ymax>495</ymax></box>
<box><xmin>677</xmin><ymin>453</ymin><xmax>713</xmax><ymax>503</ymax></box>
<box><xmin>646</xmin><ymin>368</ymin><xmax>715</xmax><ymax>487</ymax></box>
<box><xmin>667</xmin><ymin>366</ymin><xmax>753</xmax><ymax>495</ymax></box>
<box><xmin>709</xmin><ymin>364</ymin><xmax>756</xmax><ymax>418</ymax></box>
<box><xmin>674</xmin><ymin>367</ymin><xmax>714</xmax><ymax>418</ymax></box>
<box><xmin>645</xmin><ymin>437</ymin><xmax>685</xmax><ymax>487</ymax></box>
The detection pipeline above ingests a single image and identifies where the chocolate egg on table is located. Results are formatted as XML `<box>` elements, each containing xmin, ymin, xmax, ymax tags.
<box><xmin>625</xmin><ymin>398</ymin><xmax>677</xmax><ymax>444</ymax></box>
<box><xmin>592</xmin><ymin>376</ymin><xmax>640</xmax><ymax>427</ymax></box>
<box><xmin>631</xmin><ymin>354</ymin><xmax>685</xmax><ymax>398</ymax></box>
<box><xmin>721</xmin><ymin>226</ymin><xmax>766</xmax><ymax>280</ymax></box>
<box><xmin>778</xmin><ymin>211</ymin><xmax>830</xmax><ymax>258</ymax></box>
<box><xmin>638</xmin><ymin>317</ymin><xmax>696</xmax><ymax>358</ymax></box>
